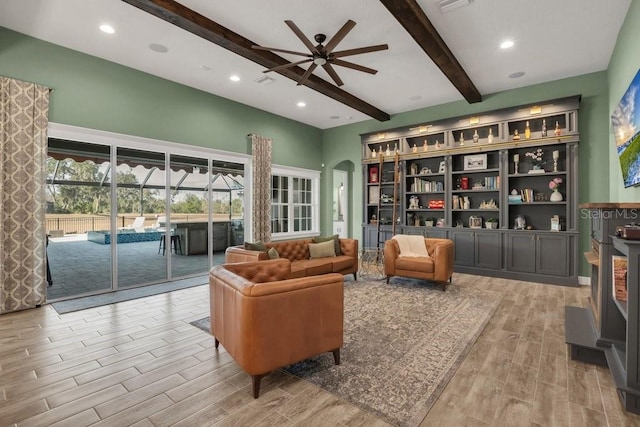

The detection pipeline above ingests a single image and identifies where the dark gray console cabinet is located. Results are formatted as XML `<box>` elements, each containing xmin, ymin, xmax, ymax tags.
<box><xmin>507</xmin><ymin>232</ymin><xmax>570</xmax><ymax>276</ymax></box>
<box><xmin>451</xmin><ymin>229</ymin><xmax>502</xmax><ymax>269</ymax></box>
<box><xmin>566</xmin><ymin>203</ymin><xmax>640</xmax><ymax>414</ymax></box>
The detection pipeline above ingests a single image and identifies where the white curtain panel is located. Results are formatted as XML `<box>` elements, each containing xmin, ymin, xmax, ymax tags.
<box><xmin>251</xmin><ymin>134</ymin><xmax>272</xmax><ymax>242</ymax></box>
<box><xmin>0</xmin><ymin>76</ymin><xmax>49</xmax><ymax>314</ymax></box>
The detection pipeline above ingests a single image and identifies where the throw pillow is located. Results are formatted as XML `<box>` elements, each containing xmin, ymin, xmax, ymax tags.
<box><xmin>268</xmin><ymin>247</ymin><xmax>279</xmax><ymax>259</ymax></box>
<box><xmin>313</xmin><ymin>234</ymin><xmax>342</xmax><ymax>256</ymax></box>
<box><xmin>308</xmin><ymin>240</ymin><xmax>336</xmax><ymax>259</ymax></box>
<box><xmin>244</xmin><ymin>241</ymin><xmax>266</xmax><ymax>252</ymax></box>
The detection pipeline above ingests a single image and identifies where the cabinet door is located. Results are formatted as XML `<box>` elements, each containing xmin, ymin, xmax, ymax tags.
<box><xmin>403</xmin><ymin>226</ymin><xmax>425</xmax><ymax>236</ymax></box>
<box><xmin>475</xmin><ymin>232</ymin><xmax>503</xmax><ymax>269</ymax></box>
<box><xmin>536</xmin><ymin>234</ymin><xmax>568</xmax><ymax>276</ymax></box>
<box><xmin>451</xmin><ymin>230</ymin><xmax>474</xmax><ymax>266</ymax></box>
<box><xmin>507</xmin><ymin>233</ymin><xmax>536</xmax><ymax>273</ymax></box>
<box><xmin>425</xmin><ymin>228</ymin><xmax>448</xmax><ymax>239</ymax></box>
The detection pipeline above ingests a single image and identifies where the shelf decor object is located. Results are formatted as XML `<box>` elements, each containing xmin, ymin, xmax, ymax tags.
<box><xmin>549</xmin><ymin>177</ymin><xmax>563</xmax><ymax>202</ymax></box>
<box><xmin>553</xmin><ymin>149</ymin><xmax>560</xmax><ymax>172</ymax></box>
<box><xmin>526</xmin><ymin>148</ymin><xmax>545</xmax><ymax>173</ymax></box>
<box><xmin>463</xmin><ymin>153</ymin><xmax>487</xmax><ymax>171</ymax></box>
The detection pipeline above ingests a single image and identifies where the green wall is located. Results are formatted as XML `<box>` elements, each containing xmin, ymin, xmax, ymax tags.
<box><xmin>608</xmin><ymin>0</ymin><xmax>640</xmax><ymax>201</ymax></box>
<box><xmin>0</xmin><ymin>27</ymin><xmax>322</xmax><ymax>169</ymax></box>
<box><xmin>322</xmin><ymin>72</ymin><xmax>610</xmax><ymax>276</ymax></box>
<box><xmin>1</xmin><ymin>21</ymin><xmax>630</xmax><ymax>278</ymax></box>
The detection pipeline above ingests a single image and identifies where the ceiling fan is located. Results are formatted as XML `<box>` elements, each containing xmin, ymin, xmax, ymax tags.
<box><xmin>252</xmin><ymin>20</ymin><xmax>388</xmax><ymax>87</ymax></box>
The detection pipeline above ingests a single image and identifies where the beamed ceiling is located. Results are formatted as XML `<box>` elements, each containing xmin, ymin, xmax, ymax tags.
<box><xmin>0</xmin><ymin>0</ymin><xmax>631</xmax><ymax>128</ymax></box>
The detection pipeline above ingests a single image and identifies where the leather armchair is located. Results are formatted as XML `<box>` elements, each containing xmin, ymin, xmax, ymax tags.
<box><xmin>384</xmin><ymin>238</ymin><xmax>454</xmax><ymax>290</ymax></box>
<box><xmin>209</xmin><ymin>259</ymin><xmax>344</xmax><ymax>398</ymax></box>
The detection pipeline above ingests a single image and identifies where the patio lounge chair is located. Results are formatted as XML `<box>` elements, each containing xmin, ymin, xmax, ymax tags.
<box><xmin>124</xmin><ymin>216</ymin><xmax>146</xmax><ymax>232</ymax></box>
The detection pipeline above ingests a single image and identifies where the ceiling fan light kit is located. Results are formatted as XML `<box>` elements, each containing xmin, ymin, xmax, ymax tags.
<box><xmin>252</xmin><ymin>20</ymin><xmax>388</xmax><ymax>87</ymax></box>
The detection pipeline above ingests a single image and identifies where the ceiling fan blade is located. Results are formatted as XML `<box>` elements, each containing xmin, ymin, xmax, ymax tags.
<box><xmin>322</xmin><ymin>63</ymin><xmax>344</xmax><ymax>87</ymax></box>
<box><xmin>332</xmin><ymin>59</ymin><xmax>378</xmax><ymax>75</ymax></box>
<box><xmin>332</xmin><ymin>44</ymin><xmax>389</xmax><ymax>58</ymax></box>
<box><xmin>265</xmin><ymin>59</ymin><xmax>312</xmax><ymax>72</ymax></box>
<box><xmin>252</xmin><ymin>45</ymin><xmax>312</xmax><ymax>57</ymax></box>
<box><xmin>324</xmin><ymin>20</ymin><xmax>356</xmax><ymax>54</ymax></box>
<box><xmin>297</xmin><ymin>63</ymin><xmax>318</xmax><ymax>86</ymax></box>
<box><xmin>285</xmin><ymin>20</ymin><xmax>319</xmax><ymax>54</ymax></box>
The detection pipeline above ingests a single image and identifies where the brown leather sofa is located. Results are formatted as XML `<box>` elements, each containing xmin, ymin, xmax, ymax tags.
<box><xmin>384</xmin><ymin>238</ymin><xmax>454</xmax><ymax>290</ymax></box>
<box><xmin>225</xmin><ymin>237</ymin><xmax>358</xmax><ymax>280</ymax></box>
<box><xmin>209</xmin><ymin>258</ymin><xmax>344</xmax><ymax>398</ymax></box>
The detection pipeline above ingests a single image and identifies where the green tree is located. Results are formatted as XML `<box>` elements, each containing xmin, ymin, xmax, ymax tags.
<box><xmin>172</xmin><ymin>193</ymin><xmax>206</xmax><ymax>214</ymax></box>
<box><xmin>47</xmin><ymin>160</ymin><xmax>110</xmax><ymax>214</ymax></box>
<box><xmin>231</xmin><ymin>197</ymin><xmax>243</xmax><ymax>216</ymax></box>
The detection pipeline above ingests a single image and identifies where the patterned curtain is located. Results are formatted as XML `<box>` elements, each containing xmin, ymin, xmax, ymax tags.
<box><xmin>251</xmin><ymin>134</ymin><xmax>272</xmax><ymax>242</ymax></box>
<box><xmin>0</xmin><ymin>76</ymin><xmax>49</xmax><ymax>314</ymax></box>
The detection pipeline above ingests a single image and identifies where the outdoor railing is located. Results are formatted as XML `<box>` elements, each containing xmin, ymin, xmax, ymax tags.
<box><xmin>46</xmin><ymin>214</ymin><xmax>242</xmax><ymax>235</ymax></box>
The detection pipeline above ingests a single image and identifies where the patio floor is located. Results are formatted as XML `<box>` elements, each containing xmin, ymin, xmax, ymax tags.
<box><xmin>46</xmin><ymin>234</ymin><xmax>226</xmax><ymax>301</ymax></box>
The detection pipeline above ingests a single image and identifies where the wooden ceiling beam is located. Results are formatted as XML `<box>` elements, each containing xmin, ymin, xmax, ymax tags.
<box><xmin>380</xmin><ymin>0</ymin><xmax>482</xmax><ymax>104</ymax></box>
<box><xmin>122</xmin><ymin>0</ymin><xmax>390</xmax><ymax>122</ymax></box>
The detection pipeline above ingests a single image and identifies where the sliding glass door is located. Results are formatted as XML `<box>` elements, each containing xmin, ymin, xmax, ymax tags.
<box><xmin>116</xmin><ymin>147</ymin><xmax>167</xmax><ymax>288</ymax></box>
<box><xmin>169</xmin><ymin>155</ymin><xmax>210</xmax><ymax>277</ymax></box>
<box><xmin>46</xmin><ymin>140</ymin><xmax>113</xmax><ymax>300</ymax></box>
<box><xmin>45</xmin><ymin>135</ymin><xmax>247</xmax><ymax>301</ymax></box>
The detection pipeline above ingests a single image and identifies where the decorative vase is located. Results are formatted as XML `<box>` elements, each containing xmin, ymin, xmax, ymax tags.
<box><xmin>550</xmin><ymin>189</ymin><xmax>563</xmax><ymax>202</ymax></box>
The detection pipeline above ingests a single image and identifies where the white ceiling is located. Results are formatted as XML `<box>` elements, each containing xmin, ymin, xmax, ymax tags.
<box><xmin>0</xmin><ymin>0</ymin><xmax>631</xmax><ymax>129</ymax></box>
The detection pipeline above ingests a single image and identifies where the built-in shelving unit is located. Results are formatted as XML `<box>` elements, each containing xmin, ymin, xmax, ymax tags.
<box><xmin>361</xmin><ymin>96</ymin><xmax>581</xmax><ymax>286</ymax></box>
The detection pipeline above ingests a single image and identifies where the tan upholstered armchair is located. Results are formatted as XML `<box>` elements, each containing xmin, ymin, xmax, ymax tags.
<box><xmin>209</xmin><ymin>259</ymin><xmax>344</xmax><ymax>398</ymax></box>
<box><xmin>384</xmin><ymin>237</ymin><xmax>454</xmax><ymax>290</ymax></box>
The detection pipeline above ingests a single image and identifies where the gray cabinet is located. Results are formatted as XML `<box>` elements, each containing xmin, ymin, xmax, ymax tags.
<box><xmin>452</xmin><ymin>229</ymin><xmax>502</xmax><ymax>269</ymax></box>
<box><xmin>451</xmin><ymin>230</ymin><xmax>474</xmax><ymax>266</ymax></box>
<box><xmin>537</xmin><ymin>234</ymin><xmax>568</xmax><ymax>276</ymax></box>
<box><xmin>506</xmin><ymin>233</ymin><xmax>536</xmax><ymax>273</ymax></box>
<box><xmin>402</xmin><ymin>226</ymin><xmax>448</xmax><ymax>239</ymax></box>
<box><xmin>507</xmin><ymin>232</ymin><xmax>570</xmax><ymax>276</ymax></box>
<box><xmin>476</xmin><ymin>231</ymin><xmax>503</xmax><ymax>270</ymax></box>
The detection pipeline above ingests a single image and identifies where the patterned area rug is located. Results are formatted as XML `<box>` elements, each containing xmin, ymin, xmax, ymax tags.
<box><xmin>191</xmin><ymin>277</ymin><xmax>502</xmax><ymax>426</ymax></box>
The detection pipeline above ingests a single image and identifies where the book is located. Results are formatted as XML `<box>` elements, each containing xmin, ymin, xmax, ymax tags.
<box><xmin>612</xmin><ymin>255</ymin><xmax>628</xmax><ymax>302</ymax></box>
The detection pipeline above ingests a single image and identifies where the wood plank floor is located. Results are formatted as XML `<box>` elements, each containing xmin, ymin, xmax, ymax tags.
<box><xmin>1</xmin><ymin>274</ymin><xmax>639</xmax><ymax>426</ymax></box>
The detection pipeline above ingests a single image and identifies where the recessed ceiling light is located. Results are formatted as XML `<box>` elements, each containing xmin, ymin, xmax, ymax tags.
<box><xmin>297</xmin><ymin>102</ymin><xmax>306</xmax><ymax>108</ymax></box>
<box><xmin>149</xmin><ymin>43</ymin><xmax>168</xmax><ymax>53</ymax></box>
<box><xmin>99</xmin><ymin>24</ymin><xmax>115</xmax><ymax>34</ymax></box>
<box><xmin>438</xmin><ymin>0</ymin><xmax>472</xmax><ymax>13</ymax></box>
<box><xmin>500</xmin><ymin>40</ymin><xmax>514</xmax><ymax>49</ymax></box>
<box><xmin>229</xmin><ymin>75</ymin><xmax>240</xmax><ymax>82</ymax></box>
<box><xmin>508</xmin><ymin>71</ymin><xmax>525</xmax><ymax>79</ymax></box>
<box><xmin>200</xmin><ymin>65</ymin><xmax>211</xmax><ymax>71</ymax></box>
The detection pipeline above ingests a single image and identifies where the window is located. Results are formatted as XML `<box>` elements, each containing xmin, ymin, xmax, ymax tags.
<box><xmin>270</xmin><ymin>166</ymin><xmax>319</xmax><ymax>238</ymax></box>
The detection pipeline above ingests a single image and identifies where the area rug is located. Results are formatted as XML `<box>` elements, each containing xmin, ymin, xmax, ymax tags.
<box><xmin>191</xmin><ymin>277</ymin><xmax>502</xmax><ymax>426</ymax></box>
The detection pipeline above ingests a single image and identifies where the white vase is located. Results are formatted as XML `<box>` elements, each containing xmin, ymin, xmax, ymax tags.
<box><xmin>550</xmin><ymin>190</ymin><xmax>563</xmax><ymax>202</ymax></box>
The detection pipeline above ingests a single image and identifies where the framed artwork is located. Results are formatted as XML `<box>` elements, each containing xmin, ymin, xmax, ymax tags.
<box><xmin>369</xmin><ymin>186</ymin><xmax>380</xmax><ymax>205</ymax></box>
<box><xmin>463</xmin><ymin>154</ymin><xmax>487</xmax><ymax>171</ymax></box>
<box><xmin>438</xmin><ymin>160</ymin><xmax>446</xmax><ymax>173</ymax></box>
